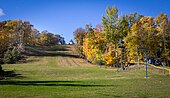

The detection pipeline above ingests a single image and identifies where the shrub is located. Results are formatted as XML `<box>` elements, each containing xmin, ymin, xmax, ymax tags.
<box><xmin>11</xmin><ymin>47</ymin><xmax>21</xmax><ymax>61</ymax></box>
<box><xmin>96</xmin><ymin>60</ymin><xmax>105</xmax><ymax>65</ymax></box>
<box><xmin>3</xmin><ymin>50</ymin><xmax>13</xmax><ymax>63</ymax></box>
<box><xmin>3</xmin><ymin>47</ymin><xmax>21</xmax><ymax>64</ymax></box>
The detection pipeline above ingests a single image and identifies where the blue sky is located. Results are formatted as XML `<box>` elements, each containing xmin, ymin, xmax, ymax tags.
<box><xmin>0</xmin><ymin>0</ymin><xmax>170</xmax><ymax>43</ymax></box>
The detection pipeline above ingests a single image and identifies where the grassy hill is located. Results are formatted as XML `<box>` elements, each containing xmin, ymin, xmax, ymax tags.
<box><xmin>0</xmin><ymin>45</ymin><xmax>170</xmax><ymax>98</ymax></box>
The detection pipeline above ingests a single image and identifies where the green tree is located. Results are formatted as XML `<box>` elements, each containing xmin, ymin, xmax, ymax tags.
<box><xmin>102</xmin><ymin>6</ymin><xmax>119</xmax><ymax>44</ymax></box>
<box><xmin>102</xmin><ymin>6</ymin><xmax>122</xmax><ymax>66</ymax></box>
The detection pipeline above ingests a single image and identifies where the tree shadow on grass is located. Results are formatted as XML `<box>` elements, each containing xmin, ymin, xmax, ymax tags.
<box><xmin>0</xmin><ymin>70</ymin><xmax>24</xmax><ymax>80</ymax></box>
<box><xmin>0</xmin><ymin>80</ymin><xmax>118</xmax><ymax>87</ymax></box>
<box><xmin>17</xmin><ymin>59</ymin><xmax>39</xmax><ymax>64</ymax></box>
<box><xmin>23</xmin><ymin>45</ymin><xmax>80</xmax><ymax>58</ymax></box>
<box><xmin>34</xmin><ymin>45</ymin><xmax>71</xmax><ymax>51</ymax></box>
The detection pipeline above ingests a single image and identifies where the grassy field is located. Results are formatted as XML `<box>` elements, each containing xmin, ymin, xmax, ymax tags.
<box><xmin>0</xmin><ymin>45</ymin><xmax>170</xmax><ymax>98</ymax></box>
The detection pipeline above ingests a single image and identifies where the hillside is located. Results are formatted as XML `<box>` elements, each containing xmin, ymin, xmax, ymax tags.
<box><xmin>0</xmin><ymin>45</ymin><xmax>170</xmax><ymax>98</ymax></box>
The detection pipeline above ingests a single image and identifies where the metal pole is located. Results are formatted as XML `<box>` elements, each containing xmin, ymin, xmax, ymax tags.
<box><xmin>146</xmin><ymin>60</ymin><xmax>148</xmax><ymax>78</ymax></box>
<box><xmin>121</xmin><ymin>48</ymin><xmax>122</xmax><ymax>70</ymax></box>
<box><xmin>139</xmin><ymin>48</ymin><xmax>149</xmax><ymax>78</ymax></box>
<box><xmin>145</xmin><ymin>49</ymin><xmax>148</xmax><ymax>79</ymax></box>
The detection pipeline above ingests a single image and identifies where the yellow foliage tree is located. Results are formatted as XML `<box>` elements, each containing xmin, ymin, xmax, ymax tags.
<box><xmin>103</xmin><ymin>44</ymin><xmax>116</xmax><ymax>66</ymax></box>
<box><xmin>83</xmin><ymin>27</ymin><xmax>105</xmax><ymax>64</ymax></box>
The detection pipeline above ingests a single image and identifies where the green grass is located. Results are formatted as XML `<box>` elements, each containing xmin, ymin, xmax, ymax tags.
<box><xmin>0</xmin><ymin>45</ymin><xmax>170</xmax><ymax>98</ymax></box>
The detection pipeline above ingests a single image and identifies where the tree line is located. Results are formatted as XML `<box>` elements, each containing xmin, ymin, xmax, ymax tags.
<box><xmin>0</xmin><ymin>19</ymin><xmax>65</xmax><ymax>64</ymax></box>
<box><xmin>73</xmin><ymin>6</ymin><xmax>170</xmax><ymax>67</ymax></box>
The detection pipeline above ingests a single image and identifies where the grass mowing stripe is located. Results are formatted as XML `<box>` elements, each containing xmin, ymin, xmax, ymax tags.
<box><xmin>0</xmin><ymin>45</ymin><xmax>170</xmax><ymax>98</ymax></box>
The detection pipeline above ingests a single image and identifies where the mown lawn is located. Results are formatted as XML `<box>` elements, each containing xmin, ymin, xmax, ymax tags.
<box><xmin>0</xmin><ymin>45</ymin><xmax>170</xmax><ymax>98</ymax></box>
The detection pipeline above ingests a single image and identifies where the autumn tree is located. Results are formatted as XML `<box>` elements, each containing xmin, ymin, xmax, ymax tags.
<box><xmin>73</xmin><ymin>6</ymin><xmax>170</xmax><ymax>67</ymax></box>
<box><xmin>22</xmin><ymin>21</ymin><xmax>34</xmax><ymax>46</ymax></box>
<box><xmin>0</xmin><ymin>20</ymin><xmax>13</xmax><ymax>53</ymax></box>
<box><xmin>31</xmin><ymin>28</ymin><xmax>40</xmax><ymax>46</ymax></box>
<box><xmin>155</xmin><ymin>13</ymin><xmax>170</xmax><ymax>63</ymax></box>
<box><xmin>102</xmin><ymin>6</ymin><xmax>130</xmax><ymax>66</ymax></box>
<box><xmin>102</xmin><ymin>6</ymin><xmax>120</xmax><ymax>66</ymax></box>
<box><xmin>4</xmin><ymin>20</ymin><xmax>34</xmax><ymax>52</ymax></box>
<box><xmin>94</xmin><ymin>24</ymin><xmax>103</xmax><ymax>32</ymax></box>
<box><xmin>73</xmin><ymin>27</ymin><xmax>86</xmax><ymax>55</ymax></box>
<box><xmin>83</xmin><ymin>25</ymin><xmax>106</xmax><ymax>64</ymax></box>
<box><xmin>125</xmin><ymin>16</ymin><xmax>159</xmax><ymax>62</ymax></box>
